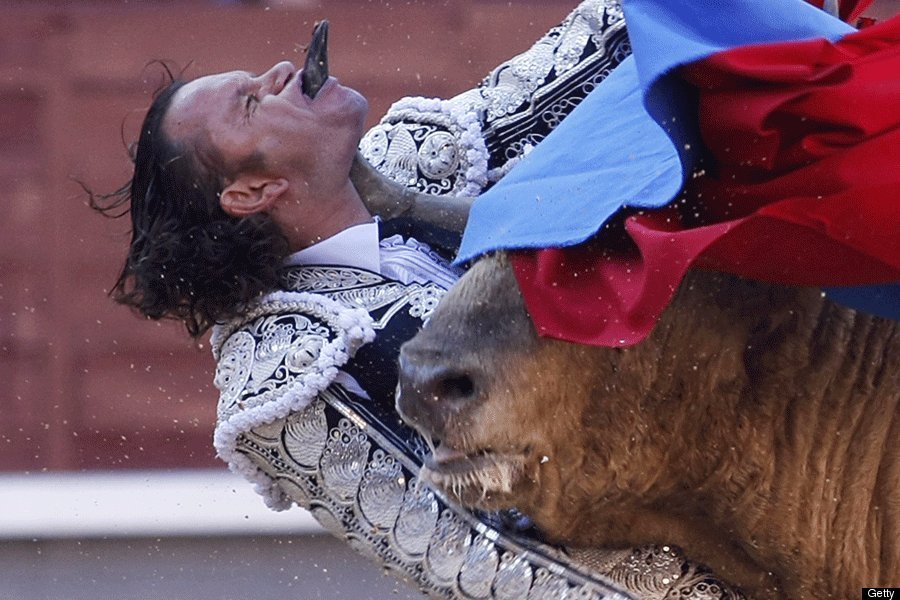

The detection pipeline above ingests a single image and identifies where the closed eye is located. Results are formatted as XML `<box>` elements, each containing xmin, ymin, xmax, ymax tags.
<box><xmin>234</xmin><ymin>75</ymin><xmax>260</xmax><ymax>122</ymax></box>
<box><xmin>245</xmin><ymin>93</ymin><xmax>258</xmax><ymax>113</ymax></box>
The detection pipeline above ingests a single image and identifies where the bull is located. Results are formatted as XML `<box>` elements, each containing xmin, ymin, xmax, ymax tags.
<box><xmin>395</xmin><ymin>252</ymin><xmax>899</xmax><ymax>599</ymax></box>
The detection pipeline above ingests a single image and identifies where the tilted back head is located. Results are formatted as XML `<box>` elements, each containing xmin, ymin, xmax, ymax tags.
<box><xmin>92</xmin><ymin>75</ymin><xmax>288</xmax><ymax>337</ymax></box>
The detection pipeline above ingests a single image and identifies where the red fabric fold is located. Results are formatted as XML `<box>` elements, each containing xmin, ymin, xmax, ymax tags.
<box><xmin>805</xmin><ymin>0</ymin><xmax>874</xmax><ymax>24</ymax></box>
<box><xmin>512</xmin><ymin>16</ymin><xmax>900</xmax><ymax>347</ymax></box>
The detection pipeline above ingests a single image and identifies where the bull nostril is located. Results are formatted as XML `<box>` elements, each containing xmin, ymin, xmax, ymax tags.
<box><xmin>437</xmin><ymin>373</ymin><xmax>475</xmax><ymax>402</ymax></box>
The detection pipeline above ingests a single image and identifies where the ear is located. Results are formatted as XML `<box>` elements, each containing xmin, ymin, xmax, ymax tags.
<box><xmin>219</xmin><ymin>176</ymin><xmax>289</xmax><ymax>218</ymax></box>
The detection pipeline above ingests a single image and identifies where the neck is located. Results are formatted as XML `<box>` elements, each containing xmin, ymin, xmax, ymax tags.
<box><xmin>277</xmin><ymin>179</ymin><xmax>372</xmax><ymax>252</ymax></box>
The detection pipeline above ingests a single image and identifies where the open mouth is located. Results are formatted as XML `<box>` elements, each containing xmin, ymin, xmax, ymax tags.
<box><xmin>301</xmin><ymin>20</ymin><xmax>329</xmax><ymax>98</ymax></box>
<box><xmin>421</xmin><ymin>444</ymin><xmax>526</xmax><ymax>505</ymax></box>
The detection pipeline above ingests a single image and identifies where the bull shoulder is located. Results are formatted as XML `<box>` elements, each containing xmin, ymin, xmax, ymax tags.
<box><xmin>644</xmin><ymin>270</ymin><xmax>900</xmax><ymax>596</ymax></box>
<box><xmin>400</xmin><ymin>255</ymin><xmax>898</xmax><ymax>597</ymax></box>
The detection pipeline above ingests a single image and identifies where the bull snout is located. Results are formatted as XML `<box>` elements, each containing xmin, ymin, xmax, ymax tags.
<box><xmin>396</xmin><ymin>343</ymin><xmax>479</xmax><ymax>439</ymax></box>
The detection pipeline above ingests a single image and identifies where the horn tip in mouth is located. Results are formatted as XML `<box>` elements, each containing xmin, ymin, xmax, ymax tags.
<box><xmin>301</xmin><ymin>19</ymin><xmax>330</xmax><ymax>98</ymax></box>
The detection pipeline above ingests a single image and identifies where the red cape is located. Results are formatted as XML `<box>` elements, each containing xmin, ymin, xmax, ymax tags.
<box><xmin>512</xmin><ymin>16</ymin><xmax>900</xmax><ymax>346</ymax></box>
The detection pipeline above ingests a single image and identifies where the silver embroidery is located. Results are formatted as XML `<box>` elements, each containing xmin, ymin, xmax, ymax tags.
<box><xmin>530</xmin><ymin>568</ymin><xmax>572</xmax><ymax>599</ymax></box>
<box><xmin>213</xmin><ymin>331</ymin><xmax>254</xmax><ymax>415</ymax></box>
<box><xmin>459</xmin><ymin>534</ymin><xmax>500</xmax><ymax>598</ymax></box>
<box><xmin>321</xmin><ymin>418</ymin><xmax>371</xmax><ymax>504</ymax></box>
<box><xmin>425</xmin><ymin>510</ymin><xmax>471</xmax><ymax>585</ymax></box>
<box><xmin>494</xmin><ymin>552</ymin><xmax>534</xmax><ymax>599</ymax></box>
<box><xmin>418</xmin><ymin>130</ymin><xmax>461</xmax><ymax>180</ymax></box>
<box><xmin>247</xmin><ymin>318</ymin><xmax>328</xmax><ymax>392</ymax></box>
<box><xmin>358</xmin><ymin>449</ymin><xmax>405</xmax><ymax>531</ymax></box>
<box><xmin>361</xmin><ymin>115</ymin><xmax>473</xmax><ymax>196</ymax></box>
<box><xmin>362</xmin><ymin>0</ymin><xmax>630</xmax><ymax>196</ymax></box>
<box><xmin>283</xmin><ymin>400</ymin><xmax>327</xmax><ymax>470</ymax></box>
<box><xmin>281</xmin><ymin>265</ymin><xmax>451</xmax><ymax>327</ymax></box>
<box><xmin>570</xmin><ymin>545</ymin><xmax>749</xmax><ymax>600</ymax></box>
<box><xmin>394</xmin><ymin>477</ymin><xmax>440</xmax><ymax>558</ymax></box>
<box><xmin>374</xmin><ymin>124</ymin><xmax>420</xmax><ymax>186</ymax></box>
<box><xmin>482</xmin><ymin>38</ymin><xmax>557</xmax><ymax>120</ymax></box>
<box><xmin>213</xmin><ymin>305</ymin><xmax>361</xmax><ymax>424</ymax></box>
<box><xmin>280</xmin><ymin>266</ymin><xmax>385</xmax><ymax>292</ymax></box>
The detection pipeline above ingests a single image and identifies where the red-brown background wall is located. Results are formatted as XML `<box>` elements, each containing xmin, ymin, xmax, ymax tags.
<box><xmin>0</xmin><ymin>0</ymin><xmax>575</xmax><ymax>472</ymax></box>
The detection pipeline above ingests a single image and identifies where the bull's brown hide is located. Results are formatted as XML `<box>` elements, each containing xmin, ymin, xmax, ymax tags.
<box><xmin>397</xmin><ymin>253</ymin><xmax>899</xmax><ymax>599</ymax></box>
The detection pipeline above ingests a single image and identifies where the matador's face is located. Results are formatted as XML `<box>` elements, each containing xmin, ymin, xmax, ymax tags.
<box><xmin>163</xmin><ymin>60</ymin><xmax>368</xmax><ymax>192</ymax></box>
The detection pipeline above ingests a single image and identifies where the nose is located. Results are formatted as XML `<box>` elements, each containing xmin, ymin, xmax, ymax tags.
<box><xmin>396</xmin><ymin>344</ymin><xmax>479</xmax><ymax>438</ymax></box>
<box><xmin>257</xmin><ymin>61</ymin><xmax>296</xmax><ymax>94</ymax></box>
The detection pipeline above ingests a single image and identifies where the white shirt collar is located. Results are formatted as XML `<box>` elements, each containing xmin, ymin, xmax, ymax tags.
<box><xmin>283</xmin><ymin>221</ymin><xmax>381</xmax><ymax>273</ymax></box>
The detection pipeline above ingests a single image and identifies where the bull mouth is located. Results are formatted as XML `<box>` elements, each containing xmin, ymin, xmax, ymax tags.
<box><xmin>421</xmin><ymin>444</ymin><xmax>527</xmax><ymax>507</ymax></box>
<box><xmin>301</xmin><ymin>20</ymin><xmax>329</xmax><ymax>98</ymax></box>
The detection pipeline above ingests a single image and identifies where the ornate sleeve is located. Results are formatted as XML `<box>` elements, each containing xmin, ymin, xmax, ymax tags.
<box><xmin>358</xmin><ymin>0</ymin><xmax>630</xmax><ymax>197</ymax></box>
<box><xmin>209</xmin><ymin>290</ymin><xmax>376</xmax><ymax>509</ymax></box>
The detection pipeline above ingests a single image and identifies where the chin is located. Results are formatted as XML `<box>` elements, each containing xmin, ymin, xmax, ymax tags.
<box><xmin>333</xmin><ymin>88</ymin><xmax>369</xmax><ymax>151</ymax></box>
<box><xmin>328</xmin><ymin>82</ymin><xmax>368</xmax><ymax>120</ymax></box>
<box><xmin>350</xmin><ymin>90</ymin><xmax>369</xmax><ymax>132</ymax></box>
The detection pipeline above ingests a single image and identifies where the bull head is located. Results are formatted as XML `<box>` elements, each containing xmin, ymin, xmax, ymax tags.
<box><xmin>396</xmin><ymin>253</ymin><xmax>614</xmax><ymax>530</ymax></box>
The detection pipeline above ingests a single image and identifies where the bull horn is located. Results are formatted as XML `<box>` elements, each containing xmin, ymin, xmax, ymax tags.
<box><xmin>351</xmin><ymin>152</ymin><xmax>472</xmax><ymax>233</ymax></box>
<box><xmin>301</xmin><ymin>20</ymin><xmax>329</xmax><ymax>98</ymax></box>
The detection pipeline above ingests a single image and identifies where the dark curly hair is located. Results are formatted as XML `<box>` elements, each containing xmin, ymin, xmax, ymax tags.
<box><xmin>91</xmin><ymin>76</ymin><xmax>290</xmax><ymax>337</ymax></box>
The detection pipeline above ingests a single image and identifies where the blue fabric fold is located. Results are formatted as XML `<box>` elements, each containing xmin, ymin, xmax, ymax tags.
<box><xmin>825</xmin><ymin>284</ymin><xmax>900</xmax><ymax>321</ymax></box>
<box><xmin>456</xmin><ymin>57</ymin><xmax>680</xmax><ymax>262</ymax></box>
<box><xmin>455</xmin><ymin>0</ymin><xmax>853</xmax><ymax>265</ymax></box>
